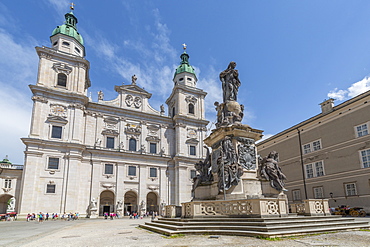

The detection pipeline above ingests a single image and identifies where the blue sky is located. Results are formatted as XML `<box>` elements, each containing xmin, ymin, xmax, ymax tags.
<box><xmin>2</xmin><ymin>0</ymin><xmax>370</xmax><ymax>164</ymax></box>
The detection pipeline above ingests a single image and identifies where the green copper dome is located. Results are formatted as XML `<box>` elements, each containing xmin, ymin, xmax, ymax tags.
<box><xmin>51</xmin><ymin>11</ymin><xmax>84</xmax><ymax>45</ymax></box>
<box><xmin>174</xmin><ymin>51</ymin><xmax>196</xmax><ymax>78</ymax></box>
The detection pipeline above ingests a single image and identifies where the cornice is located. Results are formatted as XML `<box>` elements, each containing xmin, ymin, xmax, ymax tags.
<box><xmin>29</xmin><ymin>84</ymin><xmax>89</xmax><ymax>104</ymax></box>
<box><xmin>36</xmin><ymin>46</ymin><xmax>90</xmax><ymax>69</ymax></box>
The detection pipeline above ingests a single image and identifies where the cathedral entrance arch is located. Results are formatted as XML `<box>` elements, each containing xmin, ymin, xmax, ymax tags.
<box><xmin>146</xmin><ymin>192</ymin><xmax>158</xmax><ymax>214</ymax></box>
<box><xmin>0</xmin><ymin>194</ymin><xmax>14</xmax><ymax>214</ymax></box>
<box><xmin>124</xmin><ymin>191</ymin><xmax>137</xmax><ymax>215</ymax></box>
<box><xmin>99</xmin><ymin>190</ymin><xmax>115</xmax><ymax>216</ymax></box>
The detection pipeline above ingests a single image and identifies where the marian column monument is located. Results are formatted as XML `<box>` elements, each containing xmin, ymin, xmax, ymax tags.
<box><xmin>183</xmin><ymin>62</ymin><xmax>289</xmax><ymax>218</ymax></box>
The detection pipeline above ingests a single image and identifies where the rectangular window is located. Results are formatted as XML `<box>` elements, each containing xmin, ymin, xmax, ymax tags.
<box><xmin>128</xmin><ymin>166</ymin><xmax>136</xmax><ymax>176</ymax></box>
<box><xmin>315</xmin><ymin>161</ymin><xmax>325</xmax><ymax>177</ymax></box>
<box><xmin>303</xmin><ymin>140</ymin><xmax>322</xmax><ymax>154</ymax></box>
<box><xmin>356</xmin><ymin>123</ymin><xmax>369</xmax><ymax>137</ymax></box>
<box><xmin>150</xmin><ymin>167</ymin><xmax>157</xmax><ymax>178</ymax></box>
<box><xmin>48</xmin><ymin>158</ymin><xmax>59</xmax><ymax>170</ymax></box>
<box><xmin>361</xmin><ymin>149</ymin><xmax>370</xmax><ymax>168</ymax></box>
<box><xmin>106</xmin><ymin>137</ymin><xmax>115</xmax><ymax>149</ymax></box>
<box><xmin>305</xmin><ymin>164</ymin><xmax>314</xmax><ymax>178</ymax></box>
<box><xmin>292</xmin><ymin>189</ymin><xmax>301</xmax><ymax>201</ymax></box>
<box><xmin>345</xmin><ymin>183</ymin><xmax>357</xmax><ymax>196</ymax></box>
<box><xmin>313</xmin><ymin>187</ymin><xmax>324</xmax><ymax>199</ymax></box>
<box><xmin>4</xmin><ymin>179</ymin><xmax>12</xmax><ymax>189</ymax></box>
<box><xmin>305</xmin><ymin>161</ymin><xmax>325</xmax><ymax>178</ymax></box>
<box><xmin>51</xmin><ymin>126</ymin><xmax>62</xmax><ymax>139</ymax></box>
<box><xmin>150</xmin><ymin>143</ymin><xmax>157</xmax><ymax>154</ymax></box>
<box><xmin>104</xmin><ymin>164</ymin><xmax>114</xmax><ymax>175</ymax></box>
<box><xmin>190</xmin><ymin>170</ymin><xmax>197</xmax><ymax>179</ymax></box>
<box><xmin>312</xmin><ymin>140</ymin><xmax>321</xmax><ymax>151</ymax></box>
<box><xmin>46</xmin><ymin>184</ymin><xmax>56</xmax><ymax>193</ymax></box>
<box><xmin>303</xmin><ymin>144</ymin><xmax>311</xmax><ymax>154</ymax></box>
<box><xmin>190</xmin><ymin>145</ymin><xmax>196</xmax><ymax>156</ymax></box>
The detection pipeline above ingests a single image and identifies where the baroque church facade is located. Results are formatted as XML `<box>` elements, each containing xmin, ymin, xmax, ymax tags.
<box><xmin>18</xmin><ymin>9</ymin><xmax>208</xmax><ymax>217</ymax></box>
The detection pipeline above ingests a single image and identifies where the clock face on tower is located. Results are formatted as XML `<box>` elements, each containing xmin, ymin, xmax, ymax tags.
<box><xmin>50</xmin><ymin>105</ymin><xmax>67</xmax><ymax>117</ymax></box>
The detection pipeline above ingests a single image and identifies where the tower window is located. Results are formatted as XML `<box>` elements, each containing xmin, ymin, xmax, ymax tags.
<box><xmin>51</xmin><ymin>126</ymin><xmax>62</xmax><ymax>139</ymax></box>
<box><xmin>150</xmin><ymin>143</ymin><xmax>157</xmax><ymax>154</ymax></box>
<box><xmin>150</xmin><ymin>167</ymin><xmax>157</xmax><ymax>178</ymax></box>
<box><xmin>57</xmin><ymin>73</ymin><xmax>67</xmax><ymax>87</ymax></box>
<box><xmin>62</xmin><ymin>41</ymin><xmax>70</xmax><ymax>46</ymax></box>
<box><xmin>172</xmin><ymin>107</ymin><xmax>175</xmax><ymax>117</ymax></box>
<box><xmin>190</xmin><ymin>145</ymin><xmax>196</xmax><ymax>156</ymax></box>
<box><xmin>187</xmin><ymin>78</ymin><xmax>192</xmax><ymax>81</ymax></box>
<box><xmin>129</xmin><ymin>138</ymin><xmax>137</xmax><ymax>151</ymax></box>
<box><xmin>179</xmin><ymin>78</ymin><xmax>184</xmax><ymax>81</ymax></box>
<box><xmin>75</xmin><ymin>47</ymin><xmax>80</xmax><ymax>53</ymax></box>
<box><xmin>188</xmin><ymin>103</ymin><xmax>194</xmax><ymax>114</ymax></box>
<box><xmin>53</xmin><ymin>41</ymin><xmax>58</xmax><ymax>46</ymax></box>
<box><xmin>48</xmin><ymin>157</ymin><xmax>60</xmax><ymax>170</ymax></box>
<box><xmin>46</xmin><ymin>184</ymin><xmax>56</xmax><ymax>193</ymax></box>
<box><xmin>106</xmin><ymin>137</ymin><xmax>115</xmax><ymax>149</ymax></box>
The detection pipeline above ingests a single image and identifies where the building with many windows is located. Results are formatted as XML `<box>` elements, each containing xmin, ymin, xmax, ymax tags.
<box><xmin>257</xmin><ymin>92</ymin><xmax>370</xmax><ymax>212</ymax></box>
<box><xmin>0</xmin><ymin>157</ymin><xmax>23</xmax><ymax>214</ymax></box>
<box><xmin>16</xmin><ymin>9</ymin><xmax>208</xmax><ymax>217</ymax></box>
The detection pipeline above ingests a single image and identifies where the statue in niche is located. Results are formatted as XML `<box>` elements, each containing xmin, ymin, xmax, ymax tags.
<box><xmin>90</xmin><ymin>198</ymin><xmax>97</xmax><ymax>209</ymax></box>
<box><xmin>259</xmin><ymin>151</ymin><xmax>288</xmax><ymax>192</ymax></box>
<box><xmin>219</xmin><ymin>61</ymin><xmax>241</xmax><ymax>102</ymax></box>
<box><xmin>192</xmin><ymin>146</ymin><xmax>214</xmax><ymax>196</ymax></box>
<box><xmin>98</xmin><ymin>90</ymin><xmax>104</xmax><ymax>101</ymax></box>
<box><xmin>119</xmin><ymin>142</ymin><xmax>125</xmax><ymax>150</ymax></box>
<box><xmin>116</xmin><ymin>200</ymin><xmax>123</xmax><ymax>209</ymax></box>
<box><xmin>216</xmin><ymin>136</ymin><xmax>243</xmax><ymax>192</ymax></box>
<box><xmin>132</xmin><ymin>74</ymin><xmax>137</xmax><ymax>85</ymax></box>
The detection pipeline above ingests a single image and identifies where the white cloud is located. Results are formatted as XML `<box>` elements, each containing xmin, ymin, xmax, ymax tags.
<box><xmin>328</xmin><ymin>76</ymin><xmax>370</xmax><ymax>101</ymax></box>
<box><xmin>0</xmin><ymin>29</ymin><xmax>36</xmax><ymax>164</ymax></box>
<box><xmin>46</xmin><ymin>0</ymin><xmax>70</xmax><ymax>17</ymax></box>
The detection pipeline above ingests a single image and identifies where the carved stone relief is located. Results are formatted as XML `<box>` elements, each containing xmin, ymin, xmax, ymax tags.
<box><xmin>134</xmin><ymin>97</ymin><xmax>142</xmax><ymax>108</ymax></box>
<box><xmin>125</xmin><ymin>95</ymin><xmax>134</xmax><ymax>106</ymax></box>
<box><xmin>50</xmin><ymin>104</ymin><xmax>67</xmax><ymax>118</ymax></box>
<box><xmin>52</xmin><ymin>62</ymin><xmax>72</xmax><ymax>75</ymax></box>
<box><xmin>185</xmin><ymin>95</ymin><xmax>198</xmax><ymax>104</ymax></box>
<box><xmin>187</xmin><ymin>129</ymin><xmax>197</xmax><ymax>138</ymax></box>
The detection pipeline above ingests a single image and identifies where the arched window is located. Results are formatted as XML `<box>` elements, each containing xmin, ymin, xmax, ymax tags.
<box><xmin>57</xmin><ymin>73</ymin><xmax>67</xmax><ymax>87</ymax></box>
<box><xmin>129</xmin><ymin>138</ymin><xmax>137</xmax><ymax>151</ymax></box>
<box><xmin>172</xmin><ymin>107</ymin><xmax>175</xmax><ymax>117</ymax></box>
<box><xmin>188</xmin><ymin>103</ymin><xmax>194</xmax><ymax>114</ymax></box>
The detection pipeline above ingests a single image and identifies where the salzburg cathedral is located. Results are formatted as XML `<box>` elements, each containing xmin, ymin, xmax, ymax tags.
<box><xmin>14</xmin><ymin>8</ymin><xmax>208</xmax><ymax>217</ymax></box>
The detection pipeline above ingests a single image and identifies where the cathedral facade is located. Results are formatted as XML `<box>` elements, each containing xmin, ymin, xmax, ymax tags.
<box><xmin>18</xmin><ymin>10</ymin><xmax>208</xmax><ymax>216</ymax></box>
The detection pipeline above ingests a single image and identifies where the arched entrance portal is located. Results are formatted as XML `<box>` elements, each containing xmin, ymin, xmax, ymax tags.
<box><xmin>0</xmin><ymin>195</ymin><xmax>14</xmax><ymax>214</ymax></box>
<box><xmin>99</xmin><ymin>190</ymin><xmax>115</xmax><ymax>216</ymax></box>
<box><xmin>146</xmin><ymin>192</ymin><xmax>159</xmax><ymax>213</ymax></box>
<box><xmin>124</xmin><ymin>191</ymin><xmax>137</xmax><ymax>215</ymax></box>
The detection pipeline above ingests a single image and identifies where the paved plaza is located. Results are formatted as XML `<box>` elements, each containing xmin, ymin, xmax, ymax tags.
<box><xmin>1</xmin><ymin>217</ymin><xmax>370</xmax><ymax>247</ymax></box>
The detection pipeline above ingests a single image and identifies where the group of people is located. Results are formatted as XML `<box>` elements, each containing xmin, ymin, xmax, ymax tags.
<box><xmin>127</xmin><ymin>211</ymin><xmax>158</xmax><ymax>219</ymax></box>
<box><xmin>26</xmin><ymin>212</ymin><xmax>80</xmax><ymax>222</ymax></box>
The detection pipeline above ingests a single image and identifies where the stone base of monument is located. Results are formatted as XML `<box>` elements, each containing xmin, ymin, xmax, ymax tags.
<box><xmin>140</xmin><ymin>199</ymin><xmax>370</xmax><ymax>237</ymax></box>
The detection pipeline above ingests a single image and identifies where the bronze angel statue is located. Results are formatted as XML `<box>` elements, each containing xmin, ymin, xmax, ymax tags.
<box><xmin>259</xmin><ymin>151</ymin><xmax>288</xmax><ymax>192</ymax></box>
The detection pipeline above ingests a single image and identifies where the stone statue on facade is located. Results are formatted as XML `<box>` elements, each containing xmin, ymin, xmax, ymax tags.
<box><xmin>219</xmin><ymin>61</ymin><xmax>240</xmax><ymax>102</ymax></box>
<box><xmin>192</xmin><ymin>146</ymin><xmax>214</xmax><ymax>195</ymax></box>
<box><xmin>259</xmin><ymin>151</ymin><xmax>288</xmax><ymax>192</ymax></box>
<box><xmin>90</xmin><ymin>198</ymin><xmax>97</xmax><ymax>209</ymax></box>
<box><xmin>160</xmin><ymin>104</ymin><xmax>165</xmax><ymax>114</ymax></box>
<box><xmin>132</xmin><ymin>74</ymin><xmax>137</xmax><ymax>85</ymax></box>
<box><xmin>98</xmin><ymin>90</ymin><xmax>104</xmax><ymax>101</ymax></box>
<box><xmin>116</xmin><ymin>199</ymin><xmax>123</xmax><ymax>210</ymax></box>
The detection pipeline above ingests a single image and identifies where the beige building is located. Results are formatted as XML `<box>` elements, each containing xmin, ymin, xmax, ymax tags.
<box><xmin>257</xmin><ymin>92</ymin><xmax>370</xmax><ymax>212</ymax></box>
<box><xmin>0</xmin><ymin>157</ymin><xmax>23</xmax><ymax>214</ymax></box>
<box><xmin>17</xmin><ymin>10</ymin><xmax>208</xmax><ymax>217</ymax></box>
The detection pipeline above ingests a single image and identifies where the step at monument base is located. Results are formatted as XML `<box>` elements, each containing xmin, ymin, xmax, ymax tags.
<box><xmin>139</xmin><ymin>216</ymin><xmax>370</xmax><ymax>238</ymax></box>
